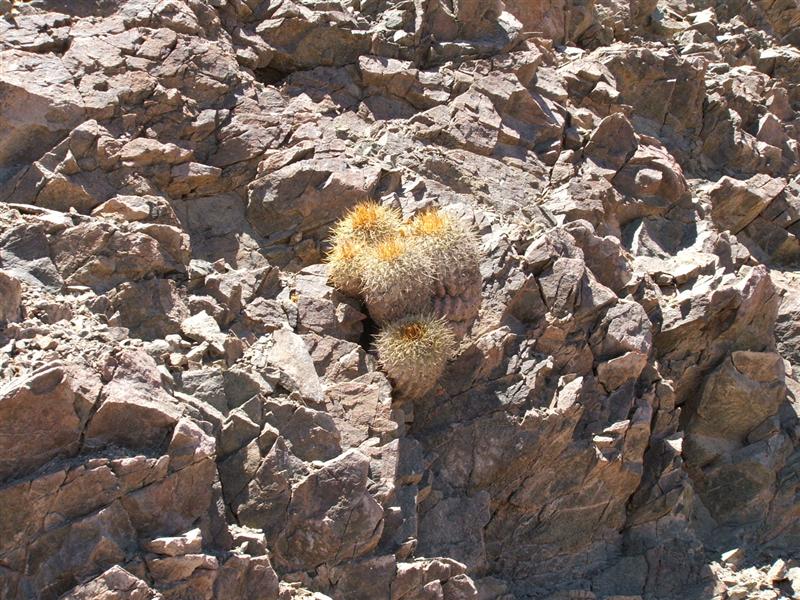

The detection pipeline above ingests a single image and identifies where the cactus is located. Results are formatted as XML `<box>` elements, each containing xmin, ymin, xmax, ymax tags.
<box><xmin>330</xmin><ymin>201</ymin><xmax>403</xmax><ymax>246</ymax></box>
<box><xmin>326</xmin><ymin>238</ymin><xmax>366</xmax><ymax>296</ymax></box>
<box><xmin>375</xmin><ymin>314</ymin><xmax>456</xmax><ymax>399</ymax></box>
<box><xmin>326</xmin><ymin>201</ymin><xmax>403</xmax><ymax>295</ymax></box>
<box><xmin>325</xmin><ymin>205</ymin><xmax>482</xmax><ymax>398</ymax></box>
<box><xmin>359</xmin><ymin>236</ymin><xmax>433</xmax><ymax>325</ymax></box>
<box><xmin>407</xmin><ymin>209</ymin><xmax>482</xmax><ymax>325</ymax></box>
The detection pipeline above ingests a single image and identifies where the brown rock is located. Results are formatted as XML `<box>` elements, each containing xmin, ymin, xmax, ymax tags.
<box><xmin>708</xmin><ymin>175</ymin><xmax>788</xmax><ymax>234</ymax></box>
<box><xmin>0</xmin><ymin>366</ymin><xmax>98</xmax><ymax>483</ymax></box>
<box><xmin>0</xmin><ymin>270</ymin><xmax>22</xmax><ymax>323</ymax></box>
<box><xmin>108</xmin><ymin>279</ymin><xmax>189</xmax><ymax>341</ymax></box>
<box><xmin>0</xmin><ymin>50</ymin><xmax>85</xmax><ymax>167</ymax></box>
<box><xmin>275</xmin><ymin>450</ymin><xmax>384</xmax><ymax>570</ymax></box>
<box><xmin>59</xmin><ymin>565</ymin><xmax>162</xmax><ymax>600</ymax></box>
<box><xmin>85</xmin><ymin>350</ymin><xmax>182</xmax><ymax>451</ymax></box>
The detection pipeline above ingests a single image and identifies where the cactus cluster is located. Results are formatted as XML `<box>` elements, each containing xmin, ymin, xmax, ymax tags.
<box><xmin>325</xmin><ymin>201</ymin><xmax>482</xmax><ymax>399</ymax></box>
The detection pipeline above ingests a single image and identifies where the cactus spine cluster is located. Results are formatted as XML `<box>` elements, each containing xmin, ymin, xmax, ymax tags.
<box><xmin>374</xmin><ymin>315</ymin><xmax>456</xmax><ymax>399</ymax></box>
<box><xmin>325</xmin><ymin>201</ymin><xmax>482</xmax><ymax>399</ymax></box>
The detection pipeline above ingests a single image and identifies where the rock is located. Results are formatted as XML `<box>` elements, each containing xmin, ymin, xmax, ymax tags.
<box><xmin>144</xmin><ymin>528</ymin><xmax>203</xmax><ymax>557</ymax></box>
<box><xmin>0</xmin><ymin>50</ymin><xmax>85</xmax><ymax>167</ymax></box>
<box><xmin>0</xmin><ymin>365</ymin><xmax>98</xmax><ymax>483</ymax></box>
<box><xmin>708</xmin><ymin>175</ymin><xmax>787</xmax><ymax>234</ymax></box>
<box><xmin>51</xmin><ymin>221</ymin><xmax>187</xmax><ymax>293</ymax></box>
<box><xmin>59</xmin><ymin>565</ymin><xmax>161</xmax><ymax>600</ymax></box>
<box><xmin>262</xmin><ymin>398</ymin><xmax>342</xmax><ymax>462</ymax></box>
<box><xmin>721</xmin><ymin>547</ymin><xmax>745</xmax><ymax>568</ymax></box>
<box><xmin>417</xmin><ymin>494</ymin><xmax>491</xmax><ymax>571</ymax></box>
<box><xmin>274</xmin><ymin>450</ymin><xmax>384</xmax><ymax>570</ymax></box>
<box><xmin>325</xmin><ymin>372</ymin><xmax>397</xmax><ymax>448</ymax></box>
<box><xmin>108</xmin><ymin>279</ymin><xmax>189</xmax><ymax>341</ymax></box>
<box><xmin>584</xmin><ymin>113</ymin><xmax>638</xmax><ymax>177</ymax></box>
<box><xmin>91</xmin><ymin>195</ymin><xmax>153</xmax><ymax>221</ymax></box>
<box><xmin>265</xmin><ymin>329</ymin><xmax>325</xmax><ymax>405</ymax></box>
<box><xmin>767</xmin><ymin>558</ymin><xmax>787</xmax><ymax>581</ymax></box>
<box><xmin>247</xmin><ymin>160</ymin><xmax>381</xmax><ymax>257</ymax></box>
<box><xmin>214</xmin><ymin>554</ymin><xmax>279</xmax><ymax>600</ymax></box>
<box><xmin>0</xmin><ymin>270</ymin><xmax>22</xmax><ymax>323</ymax></box>
<box><xmin>392</xmin><ymin>558</ymin><xmax>474</xmax><ymax>600</ymax></box>
<box><xmin>181</xmin><ymin>310</ymin><xmax>227</xmax><ymax>354</ymax></box>
<box><xmin>0</xmin><ymin>1</ymin><xmax>800</xmax><ymax>598</ymax></box>
<box><xmin>684</xmin><ymin>352</ymin><xmax>786</xmax><ymax>468</ymax></box>
<box><xmin>0</xmin><ymin>221</ymin><xmax>64</xmax><ymax>291</ymax></box>
<box><xmin>85</xmin><ymin>350</ymin><xmax>182</xmax><ymax>451</ymax></box>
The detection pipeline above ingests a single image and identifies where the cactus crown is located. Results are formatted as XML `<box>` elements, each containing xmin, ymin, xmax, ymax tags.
<box><xmin>326</xmin><ymin>203</ymin><xmax>480</xmax><ymax>396</ymax></box>
<box><xmin>331</xmin><ymin>201</ymin><xmax>403</xmax><ymax>245</ymax></box>
<box><xmin>408</xmin><ymin>209</ymin><xmax>452</xmax><ymax>237</ymax></box>
<box><xmin>376</xmin><ymin>314</ymin><xmax>456</xmax><ymax>366</ymax></box>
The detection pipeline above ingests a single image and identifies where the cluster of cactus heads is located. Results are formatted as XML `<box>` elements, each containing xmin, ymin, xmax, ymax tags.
<box><xmin>325</xmin><ymin>201</ymin><xmax>482</xmax><ymax>398</ymax></box>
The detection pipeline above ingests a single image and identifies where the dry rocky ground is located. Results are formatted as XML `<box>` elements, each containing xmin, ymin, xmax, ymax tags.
<box><xmin>1</xmin><ymin>0</ymin><xmax>800</xmax><ymax>598</ymax></box>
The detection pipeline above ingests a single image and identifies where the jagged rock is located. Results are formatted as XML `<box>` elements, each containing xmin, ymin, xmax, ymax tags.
<box><xmin>584</xmin><ymin>112</ymin><xmax>638</xmax><ymax>177</ymax></box>
<box><xmin>108</xmin><ymin>279</ymin><xmax>189</xmax><ymax>340</ymax></box>
<box><xmin>59</xmin><ymin>565</ymin><xmax>162</xmax><ymax>600</ymax></box>
<box><xmin>1</xmin><ymin>0</ymin><xmax>800</xmax><ymax>598</ymax></box>
<box><xmin>144</xmin><ymin>528</ymin><xmax>203</xmax><ymax>557</ymax></box>
<box><xmin>274</xmin><ymin>450</ymin><xmax>384</xmax><ymax>571</ymax></box>
<box><xmin>708</xmin><ymin>175</ymin><xmax>788</xmax><ymax>234</ymax></box>
<box><xmin>85</xmin><ymin>350</ymin><xmax>182</xmax><ymax>451</ymax></box>
<box><xmin>0</xmin><ymin>50</ymin><xmax>85</xmax><ymax>168</ymax></box>
<box><xmin>0</xmin><ymin>365</ymin><xmax>99</xmax><ymax>483</ymax></box>
<box><xmin>0</xmin><ymin>270</ymin><xmax>22</xmax><ymax>323</ymax></box>
<box><xmin>0</xmin><ymin>220</ymin><xmax>64</xmax><ymax>291</ymax></box>
<box><xmin>685</xmin><ymin>351</ymin><xmax>786</xmax><ymax>468</ymax></box>
<box><xmin>214</xmin><ymin>554</ymin><xmax>279</xmax><ymax>600</ymax></box>
<box><xmin>264</xmin><ymin>328</ymin><xmax>325</xmax><ymax>405</ymax></box>
<box><xmin>51</xmin><ymin>221</ymin><xmax>188</xmax><ymax>293</ymax></box>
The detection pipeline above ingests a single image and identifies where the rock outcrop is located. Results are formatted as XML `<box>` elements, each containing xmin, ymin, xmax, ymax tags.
<box><xmin>1</xmin><ymin>0</ymin><xmax>800</xmax><ymax>599</ymax></box>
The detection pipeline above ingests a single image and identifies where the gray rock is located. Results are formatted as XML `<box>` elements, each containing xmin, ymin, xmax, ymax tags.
<box><xmin>266</xmin><ymin>329</ymin><xmax>325</xmax><ymax>405</ymax></box>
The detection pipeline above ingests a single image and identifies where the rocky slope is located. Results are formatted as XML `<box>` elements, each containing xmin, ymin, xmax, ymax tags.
<box><xmin>1</xmin><ymin>0</ymin><xmax>800</xmax><ymax>598</ymax></box>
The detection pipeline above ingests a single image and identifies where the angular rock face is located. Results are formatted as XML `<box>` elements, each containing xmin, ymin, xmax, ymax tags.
<box><xmin>1</xmin><ymin>0</ymin><xmax>800</xmax><ymax>599</ymax></box>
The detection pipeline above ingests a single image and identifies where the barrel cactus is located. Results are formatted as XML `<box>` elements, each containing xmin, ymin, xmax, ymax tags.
<box><xmin>375</xmin><ymin>314</ymin><xmax>456</xmax><ymax>399</ymax></box>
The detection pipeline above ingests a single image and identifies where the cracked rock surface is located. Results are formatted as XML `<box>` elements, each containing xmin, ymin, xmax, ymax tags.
<box><xmin>1</xmin><ymin>0</ymin><xmax>800</xmax><ymax>598</ymax></box>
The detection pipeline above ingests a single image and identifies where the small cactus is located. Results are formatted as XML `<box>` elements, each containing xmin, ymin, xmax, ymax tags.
<box><xmin>407</xmin><ymin>209</ymin><xmax>482</xmax><ymax>325</ymax></box>
<box><xmin>330</xmin><ymin>201</ymin><xmax>403</xmax><ymax>247</ymax></box>
<box><xmin>375</xmin><ymin>314</ymin><xmax>456</xmax><ymax>399</ymax></box>
<box><xmin>359</xmin><ymin>236</ymin><xmax>433</xmax><ymax>325</ymax></box>
<box><xmin>325</xmin><ymin>201</ymin><xmax>404</xmax><ymax>296</ymax></box>
<box><xmin>326</xmin><ymin>238</ymin><xmax>366</xmax><ymax>297</ymax></box>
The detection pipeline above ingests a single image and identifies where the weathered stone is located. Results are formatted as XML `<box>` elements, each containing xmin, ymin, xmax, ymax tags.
<box><xmin>708</xmin><ymin>175</ymin><xmax>788</xmax><ymax>234</ymax></box>
<box><xmin>0</xmin><ymin>366</ymin><xmax>98</xmax><ymax>483</ymax></box>
<box><xmin>684</xmin><ymin>352</ymin><xmax>786</xmax><ymax>468</ymax></box>
<box><xmin>108</xmin><ymin>279</ymin><xmax>189</xmax><ymax>341</ymax></box>
<box><xmin>266</xmin><ymin>329</ymin><xmax>325</xmax><ymax>405</ymax></box>
<box><xmin>275</xmin><ymin>450</ymin><xmax>384</xmax><ymax>570</ymax></box>
<box><xmin>85</xmin><ymin>350</ymin><xmax>182</xmax><ymax>451</ymax></box>
<box><xmin>0</xmin><ymin>50</ymin><xmax>85</xmax><ymax>167</ymax></box>
<box><xmin>144</xmin><ymin>528</ymin><xmax>203</xmax><ymax>557</ymax></box>
<box><xmin>60</xmin><ymin>565</ymin><xmax>161</xmax><ymax>600</ymax></box>
<box><xmin>0</xmin><ymin>270</ymin><xmax>22</xmax><ymax>323</ymax></box>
